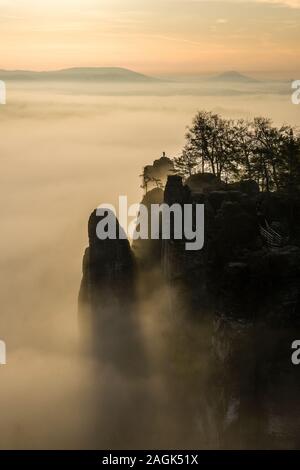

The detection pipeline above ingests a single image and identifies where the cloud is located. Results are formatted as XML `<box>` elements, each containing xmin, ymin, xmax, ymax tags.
<box><xmin>189</xmin><ymin>0</ymin><xmax>300</xmax><ymax>8</ymax></box>
<box><xmin>259</xmin><ymin>0</ymin><xmax>300</xmax><ymax>7</ymax></box>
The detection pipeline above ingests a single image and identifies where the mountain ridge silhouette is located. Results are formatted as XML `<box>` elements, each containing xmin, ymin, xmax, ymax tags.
<box><xmin>0</xmin><ymin>66</ymin><xmax>159</xmax><ymax>82</ymax></box>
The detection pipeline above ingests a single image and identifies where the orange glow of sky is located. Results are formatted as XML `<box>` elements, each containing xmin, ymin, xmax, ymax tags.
<box><xmin>0</xmin><ymin>0</ymin><xmax>300</xmax><ymax>77</ymax></box>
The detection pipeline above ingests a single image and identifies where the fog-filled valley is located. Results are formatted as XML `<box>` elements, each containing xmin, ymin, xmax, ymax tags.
<box><xmin>0</xmin><ymin>78</ymin><xmax>299</xmax><ymax>449</ymax></box>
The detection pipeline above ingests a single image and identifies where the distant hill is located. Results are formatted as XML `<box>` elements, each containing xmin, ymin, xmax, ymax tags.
<box><xmin>211</xmin><ymin>71</ymin><xmax>259</xmax><ymax>83</ymax></box>
<box><xmin>0</xmin><ymin>67</ymin><xmax>158</xmax><ymax>82</ymax></box>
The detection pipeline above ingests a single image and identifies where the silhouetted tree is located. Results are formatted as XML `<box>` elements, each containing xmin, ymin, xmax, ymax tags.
<box><xmin>183</xmin><ymin>111</ymin><xmax>239</xmax><ymax>180</ymax></box>
<box><xmin>176</xmin><ymin>110</ymin><xmax>300</xmax><ymax>192</ymax></box>
<box><xmin>173</xmin><ymin>145</ymin><xmax>199</xmax><ymax>178</ymax></box>
<box><xmin>140</xmin><ymin>166</ymin><xmax>152</xmax><ymax>193</ymax></box>
<box><xmin>233</xmin><ymin>119</ymin><xmax>255</xmax><ymax>179</ymax></box>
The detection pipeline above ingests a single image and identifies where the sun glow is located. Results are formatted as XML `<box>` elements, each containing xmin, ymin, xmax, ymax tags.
<box><xmin>0</xmin><ymin>0</ymin><xmax>299</xmax><ymax>75</ymax></box>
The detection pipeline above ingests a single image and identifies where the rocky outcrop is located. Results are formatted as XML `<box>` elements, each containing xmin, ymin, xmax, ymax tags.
<box><xmin>78</xmin><ymin>209</ymin><xmax>140</xmax><ymax>369</ymax></box>
<box><xmin>143</xmin><ymin>153</ymin><xmax>174</xmax><ymax>190</ymax></box>
<box><xmin>159</xmin><ymin>173</ymin><xmax>300</xmax><ymax>448</ymax></box>
<box><xmin>77</xmin><ymin>168</ymin><xmax>300</xmax><ymax>447</ymax></box>
<box><xmin>132</xmin><ymin>187</ymin><xmax>164</xmax><ymax>267</ymax></box>
<box><xmin>160</xmin><ymin>173</ymin><xmax>300</xmax><ymax>324</ymax></box>
<box><xmin>185</xmin><ymin>172</ymin><xmax>225</xmax><ymax>193</ymax></box>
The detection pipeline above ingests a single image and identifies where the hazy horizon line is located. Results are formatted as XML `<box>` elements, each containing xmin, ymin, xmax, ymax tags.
<box><xmin>0</xmin><ymin>66</ymin><xmax>298</xmax><ymax>81</ymax></box>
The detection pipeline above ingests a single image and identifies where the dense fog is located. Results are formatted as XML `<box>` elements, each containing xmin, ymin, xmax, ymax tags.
<box><xmin>0</xmin><ymin>79</ymin><xmax>297</xmax><ymax>448</ymax></box>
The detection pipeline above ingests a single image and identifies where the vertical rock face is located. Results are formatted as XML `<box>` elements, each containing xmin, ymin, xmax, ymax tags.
<box><xmin>161</xmin><ymin>173</ymin><xmax>300</xmax><ymax>322</ymax></box>
<box><xmin>77</xmin><ymin>170</ymin><xmax>300</xmax><ymax>447</ymax></box>
<box><xmin>133</xmin><ymin>155</ymin><xmax>175</xmax><ymax>267</ymax></box>
<box><xmin>163</xmin><ymin>175</ymin><xmax>214</xmax><ymax>313</ymax></box>
<box><xmin>161</xmin><ymin>173</ymin><xmax>300</xmax><ymax>448</ymax></box>
<box><xmin>78</xmin><ymin>209</ymin><xmax>137</xmax><ymax>364</ymax></box>
<box><xmin>132</xmin><ymin>187</ymin><xmax>164</xmax><ymax>267</ymax></box>
<box><xmin>164</xmin><ymin>175</ymin><xmax>191</xmax><ymax>205</ymax></box>
<box><xmin>162</xmin><ymin>176</ymin><xmax>195</xmax><ymax>313</ymax></box>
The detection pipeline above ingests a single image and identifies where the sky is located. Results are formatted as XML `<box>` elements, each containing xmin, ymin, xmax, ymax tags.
<box><xmin>0</xmin><ymin>0</ymin><xmax>300</xmax><ymax>77</ymax></box>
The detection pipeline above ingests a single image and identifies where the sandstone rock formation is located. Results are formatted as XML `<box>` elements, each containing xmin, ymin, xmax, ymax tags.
<box><xmin>78</xmin><ymin>209</ymin><xmax>142</xmax><ymax>371</ymax></box>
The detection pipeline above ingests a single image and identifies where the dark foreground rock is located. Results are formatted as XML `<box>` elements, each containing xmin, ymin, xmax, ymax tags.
<box><xmin>78</xmin><ymin>170</ymin><xmax>300</xmax><ymax>448</ymax></box>
<box><xmin>78</xmin><ymin>209</ymin><xmax>145</xmax><ymax>374</ymax></box>
<box><xmin>160</xmin><ymin>173</ymin><xmax>300</xmax><ymax>448</ymax></box>
<box><xmin>160</xmin><ymin>174</ymin><xmax>300</xmax><ymax>324</ymax></box>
